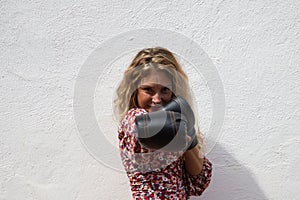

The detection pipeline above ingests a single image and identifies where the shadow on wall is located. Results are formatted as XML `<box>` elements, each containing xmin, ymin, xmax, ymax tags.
<box><xmin>191</xmin><ymin>144</ymin><xmax>268</xmax><ymax>200</ymax></box>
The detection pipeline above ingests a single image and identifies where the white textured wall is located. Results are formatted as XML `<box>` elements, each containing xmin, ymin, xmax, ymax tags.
<box><xmin>1</xmin><ymin>0</ymin><xmax>299</xmax><ymax>200</ymax></box>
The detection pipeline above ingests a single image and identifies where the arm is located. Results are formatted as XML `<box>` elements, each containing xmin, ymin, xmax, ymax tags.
<box><xmin>184</xmin><ymin>129</ymin><xmax>205</xmax><ymax>175</ymax></box>
<box><xmin>183</xmin><ymin>132</ymin><xmax>212</xmax><ymax>197</ymax></box>
<box><xmin>184</xmin><ymin>133</ymin><xmax>212</xmax><ymax>198</ymax></box>
<box><xmin>184</xmin><ymin>144</ymin><xmax>204</xmax><ymax>175</ymax></box>
<box><xmin>118</xmin><ymin>108</ymin><xmax>149</xmax><ymax>173</ymax></box>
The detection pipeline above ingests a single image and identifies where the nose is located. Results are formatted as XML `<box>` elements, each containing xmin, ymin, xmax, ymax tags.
<box><xmin>152</xmin><ymin>92</ymin><xmax>162</xmax><ymax>104</ymax></box>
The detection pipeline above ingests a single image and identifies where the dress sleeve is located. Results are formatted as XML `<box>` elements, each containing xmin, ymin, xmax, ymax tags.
<box><xmin>119</xmin><ymin>108</ymin><xmax>185</xmax><ymax>174</ymax></box>
<box><xmin>118</xmin><ymin>108</ymin><xmax>148</xmax><ymax>172</ymax></box>
<box><xmin>184</xmin><ymin>157</ymin><xmax>213</xmax><ymax>196</ymax></box>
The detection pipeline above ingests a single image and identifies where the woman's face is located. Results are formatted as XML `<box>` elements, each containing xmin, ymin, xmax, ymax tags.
<box><xmin>137</xmin><ymin>70</ymin><xmax>173</xmax><ymax>112</ymax></box>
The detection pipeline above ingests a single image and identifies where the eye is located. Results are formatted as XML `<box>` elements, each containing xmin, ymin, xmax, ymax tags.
<box><xmin>162</xmin><ymin>87</ymin><xmax>171</xmax><ymax>94</ymax></box>
<box><xmin>141</xmin><ymin>87</ymin><xmax>153</xmax><ymax>93</ymax></box>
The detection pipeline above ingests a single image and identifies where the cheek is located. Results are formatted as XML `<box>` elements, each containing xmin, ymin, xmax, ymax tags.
<box><xmin>164</xmin><ymin>94</ymin><xmax>173</xmax><ymax>102</ymax></box>
<box><xmin>137</xmin><ymin>91</ymin><xmax>151</xmax><ymax>107</ymax></box>
<box><xmin>163</xmin><ymin>91</ymin><xmax>173</xmax><ymax>100</ymax></box>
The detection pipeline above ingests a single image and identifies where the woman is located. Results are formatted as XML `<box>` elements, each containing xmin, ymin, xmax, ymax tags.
<box><xmin>115</xmin><ymin>47</ymin><xmax>212</xmax><ymax>199</ymax></box>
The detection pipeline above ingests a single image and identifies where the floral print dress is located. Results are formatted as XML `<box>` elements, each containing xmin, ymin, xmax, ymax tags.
<box><xmin>118</xmin><ymin>108</ymin><xmax>212</xmax><ymax>200</ymax></box>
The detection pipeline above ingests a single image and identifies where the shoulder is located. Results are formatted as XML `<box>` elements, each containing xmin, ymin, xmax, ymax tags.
<box><xmin>119</xmin><ymin>108</ymin><xmax>148</xmax><ymax>133</ymax></box>
<box><xmin>127</xmin><ymin>108</ymin><xmax>148</xmax><ymax>117</ymax></box>
<box><xmin>123</xmin><ymin>108</ymin><xmax>148</xmax><ymax>123</ymax></box>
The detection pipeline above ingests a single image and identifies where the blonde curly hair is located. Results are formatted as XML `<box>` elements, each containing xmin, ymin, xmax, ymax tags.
<box><xmin>114</xmin><ymin>47</ymin><xmax>204</xmax><ymax>153</ymax></box>
<box><xmin>114</xmin><ymin>47</ymin><xmax>196</xmax><ymax>118</ymax></box>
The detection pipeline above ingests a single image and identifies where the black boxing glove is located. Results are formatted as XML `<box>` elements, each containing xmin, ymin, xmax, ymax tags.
<box><xmin>161</xmin><ymin>96</ymin><xmax>198</xmax><ymax>150</ymax></box>
<box><xmin>134</xmin><ymin>110</ymin><xmax>188</xmax><ymax>151</ymax></box>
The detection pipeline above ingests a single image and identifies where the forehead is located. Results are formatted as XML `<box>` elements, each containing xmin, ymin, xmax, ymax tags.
<box><xmin>140</xmin><ymin>70</ymin><xmax>172</xmax><ymax>87</ymax></box>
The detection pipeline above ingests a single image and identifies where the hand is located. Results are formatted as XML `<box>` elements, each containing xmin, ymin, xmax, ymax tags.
<box><xmin>135</xmin><ymin>110</ymin><xmax>188</xmax><ymax>151</ymax></box>
<box><xmin>161</xmin><ymin>96</ymin><xmax>198</xmax><ymax>150</ymax></box>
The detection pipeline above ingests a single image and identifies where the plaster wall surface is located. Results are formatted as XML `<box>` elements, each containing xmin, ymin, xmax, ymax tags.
<box><xmin>1</xmin><ymin>0</ymin><xmax>299</xmax><ymax>199</ymax></box>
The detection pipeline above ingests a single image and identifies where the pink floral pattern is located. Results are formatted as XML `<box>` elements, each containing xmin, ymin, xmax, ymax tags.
<box><xmin>118</xmin><ymin>108</ymin><xmax>212</xmax><ymax>199</ymax></box>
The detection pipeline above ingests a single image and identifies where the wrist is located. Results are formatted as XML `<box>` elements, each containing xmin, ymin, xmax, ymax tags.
<box><xmin>187</xmin><ymin>136</ymin><xmax>198</xmax><ymax>150</ymax></box>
